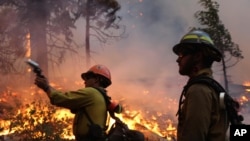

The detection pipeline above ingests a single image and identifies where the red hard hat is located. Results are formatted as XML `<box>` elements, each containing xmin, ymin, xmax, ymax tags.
<box><xmin>81</xmin><ymin>64</ymin><xmax>112</xmax><ymax>87</ymax></box>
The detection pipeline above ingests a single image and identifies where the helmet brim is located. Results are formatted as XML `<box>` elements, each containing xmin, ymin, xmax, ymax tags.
<box><xmin>81</xmin><ymin>71</ymin><xmax>112</xmax><ymax>88</ymax></box>
<box><xmin>172</xmin><ymin>43</ymin><xmax>223</xmax><ymax>62</ymax></box>
<box><xmin>81</xmin><ymin>73</ymin><xmax>87</xmax><ymax>80</ymax></box>
<box><xmin>81</xmin><ymin>71</ymin><xmax>95</xmax><ymax>80</ymax></box>
<box><xmin>172</xmin><ymin>43</ymin><xmax>186</xmax><ymax>55</ymax></box>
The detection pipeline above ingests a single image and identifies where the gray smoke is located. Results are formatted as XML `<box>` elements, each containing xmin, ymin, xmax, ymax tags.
<box><xmin>57</xmin><ymin>0</ymin><xmax>250</xmax><ymax>123</ymax></box>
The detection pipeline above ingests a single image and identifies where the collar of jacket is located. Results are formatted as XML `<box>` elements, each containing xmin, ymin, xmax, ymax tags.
<box><xmin>193</xmin><ymin>68</ymin><xmax>213</xmax><ymax>78</ymax></box>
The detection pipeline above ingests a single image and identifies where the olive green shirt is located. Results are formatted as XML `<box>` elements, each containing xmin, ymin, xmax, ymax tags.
<box><xmin>49</xmin><ymin>87</ymin><xmax>107</xmax><ymax>136</ymax></box>
<box><xmin>177</xmin><ymin>68</ymin><xmax>229</xmax><ymax>141</ymax></box>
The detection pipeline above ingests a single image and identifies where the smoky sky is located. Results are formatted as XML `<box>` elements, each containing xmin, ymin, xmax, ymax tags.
<box><xmin>217</xmin><ymin>0</ymin><xmax>250</xmax><ymax>84</ymax></box>
<box><xmin>63</xmin><ymin>0</ymin><xmax>250</xmax><ymax>98</ymax></box>
<box><xmin>56</xmin><ymin>0</ymin><xmax>250</xmax><ymax>122</ymax></box>
<box><xmin>103</xmin><ymin>0</ymin><xmax>250</xmax><ymax>85</ymax></box>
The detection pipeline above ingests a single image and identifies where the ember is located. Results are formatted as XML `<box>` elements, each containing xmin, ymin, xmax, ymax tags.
<box><xmin>0</xmin><ymin>83</ymin><xmax>178</xmax><ymax>141</ymax></box>
<box><xmin>243</xmin><ymin>81</ymin><xmax>250</xmax><ymax>92</ymax></box>
<box><xmin>2</xmin><ymin>78</ymin><xmax>250</xmax><ymax>141</ymax></box>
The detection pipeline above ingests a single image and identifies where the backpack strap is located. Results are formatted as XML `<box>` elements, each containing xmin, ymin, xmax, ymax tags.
<box><xmin>92</xmin><ymin>87</ymin><xmax>111</xmax><ymax>107</ymax></box>
<box><xmin>176</xmin><ymin>76</ymin><xmax>221</xmax><ymax>116</ymax></box>
<box><xmin>79</xmin><ymin>87</ymin><xmax>124</xmax><ymax>131</ymax></box>
<box><xmin>93</xmin><ymin>87</ymin><xmax>120</xmax><ymax>120</ymax></box>
<box><xmin>182</xmin><ymin>75</ymin><xmax>243</xmax><ymax>125</ymax></box>
<box><xmin>75</xmin><ymin>87</ymin><xmax>111</xmax><ymax>131</ymax></box>
<box><xmin>186</xmin><ymin>75</ymin><xmax>227</xmax><ymax>110</ymax></box>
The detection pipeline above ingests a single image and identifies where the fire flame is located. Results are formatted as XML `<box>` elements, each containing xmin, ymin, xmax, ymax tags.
<box><xmin>243</xmin><ymin>81</ymin><xmax>250</xmax><ymax>92</ymax></box>
<box><xmin>243</xmin><ymin>81</ymin><xmax>250</xmax><ymax>86</ymax></box>
<box><xmin>3</xmin><ymin>79</ymin><xmax>250</xmax><ymax>140</ymax></box>
<box><xmin>25</xmin><ymin>33</ymin><xmax>31</xmax><ymax>58</ymax></box>
<box><xmin>0</xmin><ymin>80</ymin><xmax>177</xmax><ymax>140</ymax></box>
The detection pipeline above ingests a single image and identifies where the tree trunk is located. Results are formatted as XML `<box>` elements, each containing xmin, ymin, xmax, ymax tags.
<box><xmin>222</xmin><ymin>56</ymin><xmax>229</xmax><ymax>92</ymax></box>
<box><xmin>28</xmin><ymin>0</ymin><xmax>48</xmax><ymax>77</ymax></box>
<box><xmin>85</xmin><ymin>0</ymin><xmax>91</xmax><ymax>68</ymax></box>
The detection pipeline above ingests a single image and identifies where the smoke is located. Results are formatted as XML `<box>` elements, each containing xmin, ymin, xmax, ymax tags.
<box><xmin>1</xmin><ymin>0</ymin><xmax>244</xmax><ymax>123</ymax></box>
<box><xmin>55</xmin><ymin>0</ymin><xmax>250</xmax><ymax>121</ymax></box>
<box><xmin>83</xmin><ymin>0</ymin><xmax>202</xmax><ymax>116</ymax></box>
<box><xmin>217</xmin><ymin>0</ymin><xmax>250</xmax><ymax>84</ymax></box>
<box><xmin>219</xmin><ymin>0</ymin><xmax>250</xmax><ymax>124</ymax></box>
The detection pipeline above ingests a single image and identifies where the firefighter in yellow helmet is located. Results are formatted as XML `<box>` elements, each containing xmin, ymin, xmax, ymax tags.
<box><xmin>172</xmin><ymin>30</ymin><xmax>229</xmax><ymax>141</ymax></box>
<box><xmin>34</xmin><ymin>64</ymin><xmax>122</xmax><ymax>141</ymax></box>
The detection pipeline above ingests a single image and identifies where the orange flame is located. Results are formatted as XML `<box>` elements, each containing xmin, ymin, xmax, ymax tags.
<box><xmin>243</xmin><ymin>81</ymin><xmax>250</xmax><ymax>86</ymax></box>
<box><xmin>242</xmin><ymin>81</ymin><xmax>250</xmax><ymax>92</ymax></box>
<box><xmin>25</xmin><ymin>33</ymin><xmax>31</xmax><ymax>58</ymax></box>
<box><xmin>0</xmin><ymin>81</ymin><xmax>178</xmax><ymax>140</ymax></box>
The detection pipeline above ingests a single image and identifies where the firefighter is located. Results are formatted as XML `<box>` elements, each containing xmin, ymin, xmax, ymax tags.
<box><xmin>34</xmin><ymin>64</ymin><xmax>121</xmax><ymax>141</ymax></box>
<box><xmin>172</xmin><ymin>30</ymin><xmax>229</xmax><ymax>141</ymax></box>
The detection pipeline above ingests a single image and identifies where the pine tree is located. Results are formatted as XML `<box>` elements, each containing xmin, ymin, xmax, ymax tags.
<box><xmin>194</xmin><ymin>0</ymin><xmax>243</xmax><ymax>92</ymax></box>
<box><xmin>0</xmin><ymin>0</ymin><xmax>77</xmax><ymax>77</ymax></box>
<box><xmin>73</xmin><ymin>0</ymin><xmax>123</xmax><ymax>67</ymax></box>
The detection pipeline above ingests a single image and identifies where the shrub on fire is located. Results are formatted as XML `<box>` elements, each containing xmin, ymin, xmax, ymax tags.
<box><xmin>1</xmin><ymin>101</ymin><xmax>74</xmax><ymax>141</ymax></box>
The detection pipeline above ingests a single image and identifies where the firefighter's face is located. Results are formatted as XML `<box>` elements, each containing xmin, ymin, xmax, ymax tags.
<box><xmin>176</xmin><ymin>52</ymin><xmax>196</xmax><ymax>76</ymax></box>
<box><xmin>83</xmin><ymin>74</ymin><xmax>98</xmax><ymax>87</ymax></box>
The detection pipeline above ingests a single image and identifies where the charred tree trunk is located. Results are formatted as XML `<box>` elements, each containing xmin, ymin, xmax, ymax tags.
<box><xmin>85</xmin><ymin>0</ymin><xmax>91</xmax><ymax>68</ymax></box>
<box><xmin>28</xmin><ymin>0</ymin><xmax>48</xmax><ymax>76</ymax></box>
<box><xmin>222</xmin><ymin>54</ymin><xmax>229</xmax><ymax>92</ymax></box>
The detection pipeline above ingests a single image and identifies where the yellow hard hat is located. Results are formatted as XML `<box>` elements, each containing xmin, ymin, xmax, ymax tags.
<box><xmin>173</xmin><ymin>30</ymin><xmax>222</xmax><ymax>62</ymax></box>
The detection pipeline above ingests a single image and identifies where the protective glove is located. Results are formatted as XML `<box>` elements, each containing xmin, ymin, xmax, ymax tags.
<box><xmin>34</xmin><ymin>76</ymin><xmax>50</xmax><ymax>92</ymax></box>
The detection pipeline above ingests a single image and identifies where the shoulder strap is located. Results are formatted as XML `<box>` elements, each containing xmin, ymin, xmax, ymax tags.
<box><xmin>81</xmin><ymin>87</ymin><xmax>111</xmax><ymax>130</ymax></box>
<box><xmin>185</xmin><ymin>75</ymin><xmax>225</xmax><ymax>93</ymax></box>
<box><xmin>84</xmin><ymin>87</ymin><xmax>121</xmax><ymax>129</ymax></box>
<box><xmin>93</xmin><ymin>87</ymin><xmax>120</xmax><ymax>120</ymax></box>
<box><xmin>185</xmin><ymin>75</ymin><xmax>244</xmax><ymax>125</ymax></box>
<box><xmin>92</xmin><ymin>87</ymin><xmax>111</xmax><ymax>106</ymax></box>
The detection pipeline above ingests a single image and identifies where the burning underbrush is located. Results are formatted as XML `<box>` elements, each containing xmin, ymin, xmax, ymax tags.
<box><xmin>0</xmin><ymin>86</ymin><xmax>73</xmax><ymax>140</ymax></box>
<box><xmin>1</xmin><ymin>78</ymin><xmax>250</xmax><ymax>141</ymax></box>
<box><xmin>0</xmin><ymin>81</ymin><xmax>178</xmax><ymax>141</ymax></box>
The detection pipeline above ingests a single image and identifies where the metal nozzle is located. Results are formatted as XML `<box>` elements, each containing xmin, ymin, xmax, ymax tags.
<box><xmin>26</xmin><ymin>59</ymin><xmax>39</xmax><ymax>68</ymax></box>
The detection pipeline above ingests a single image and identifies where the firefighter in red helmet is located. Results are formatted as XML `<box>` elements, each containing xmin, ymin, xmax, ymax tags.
<box><xmin>34</xmin><ymin>64</ymin><xmax>122</xmax><ymax>141</ymax></box>
<box><xmin>172</xmin><ymin>30</ymin><xmax>229</xmax><ymax>141</ymax></box>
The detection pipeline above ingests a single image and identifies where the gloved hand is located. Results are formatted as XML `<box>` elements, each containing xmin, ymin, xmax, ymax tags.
<box><xmin>35</xmin><ymin>76</ymin><xmax>50</xmax><ymax>92</ymax></box>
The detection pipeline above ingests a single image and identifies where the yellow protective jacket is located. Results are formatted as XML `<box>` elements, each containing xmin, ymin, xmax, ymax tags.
<box><xmin>177</xmin><ymin>68</ymin><xmax>229</xmax><ymax>141</ymax></box>
<box><xmin>49</xmin><ymin>87</ymin><xmax>107</xmax><ymax>137</ymax></box>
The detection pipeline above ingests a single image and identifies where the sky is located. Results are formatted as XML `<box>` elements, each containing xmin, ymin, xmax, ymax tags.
<box><xmin>110</xmin><ymin>0</ymin><xmax>250</xmax><ymax>84</ymax></box>
<box><xmin>217</xmin><ymin>0</ymin><xmax>250</xmax><ymax>84</ymax></box>
<box><xmin>1</xmin><ymin>0</ymin><xmax>249</xmax><ymax>133</ymax></box>
<box><xmin>86</xmin><ymin>0</ymin><xmax>250</xmax><ymax>89</ymax></box>
<box><xmin>54</xmin><ymin>0</ymin><xmax>250</xmax><ymax>122</ymax></box>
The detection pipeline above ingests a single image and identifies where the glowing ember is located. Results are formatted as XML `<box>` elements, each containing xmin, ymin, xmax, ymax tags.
<box><xmin>243</xmin><ymin>81</ymin><xmax>250</xmax><ymax>86</ymax></box>
<box><xmin>9</xmin><ymin>77</ymin><xmax>249</xmax><ymax>140</ymax></box>
<box><xmin>0</xmin><ymin>82</ymin><xmax>178</xmax><ymax>140</ymax></box>
<box><xmin>241</xmin><ymin>96</ymin><xmax>249</xmax><ymax>102</ymax></box>
<box><xmin>25</xmin><ymin>33</ymin><xmax>31</xmax><ymax>58</ymax></box>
